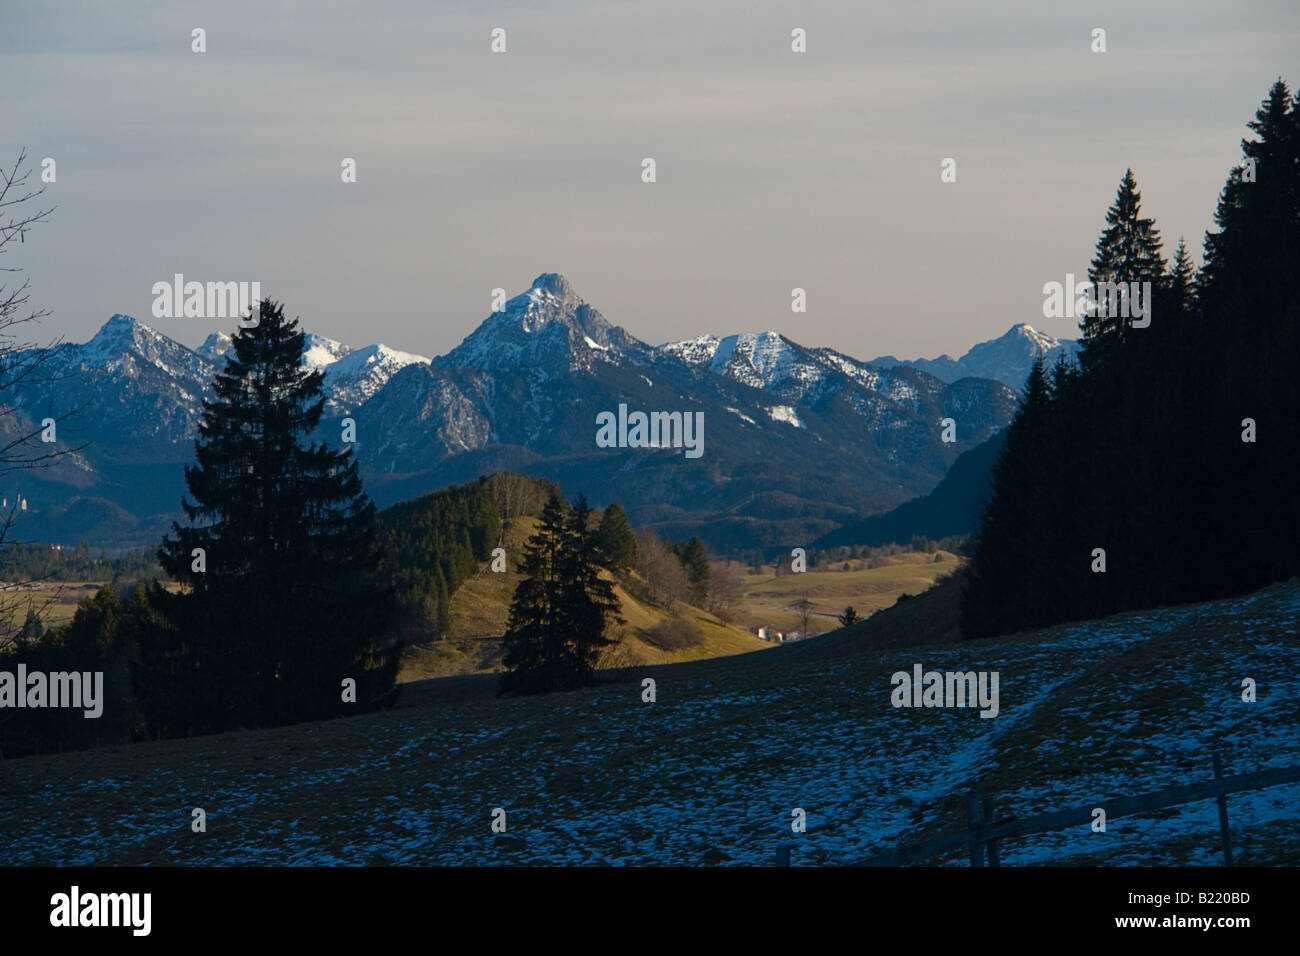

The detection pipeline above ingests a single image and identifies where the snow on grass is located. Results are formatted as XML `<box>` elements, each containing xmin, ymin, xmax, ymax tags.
<box><xmin>3</xmin><ymin>583</ymin><xmax>1297</xmax><ymax>865</ymax></box>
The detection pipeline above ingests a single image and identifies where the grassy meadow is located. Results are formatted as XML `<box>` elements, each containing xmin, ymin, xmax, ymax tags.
<box><xmin>5</xmin><ymin>574</ymin><xmax>1296</xmax><ymax>865</ymax></box>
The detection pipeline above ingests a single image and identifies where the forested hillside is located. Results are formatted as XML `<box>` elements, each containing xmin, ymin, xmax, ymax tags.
<box><xmin>962</xmin><ymin>79</ymin><xmax>1300</xmax><ymax>638</ymax></box>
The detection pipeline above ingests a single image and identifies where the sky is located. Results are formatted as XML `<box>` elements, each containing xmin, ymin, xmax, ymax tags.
<box><xmin>2</xmin><ymin>0</ymin><xmax>1297</xmax><ymax>362</ymax></box>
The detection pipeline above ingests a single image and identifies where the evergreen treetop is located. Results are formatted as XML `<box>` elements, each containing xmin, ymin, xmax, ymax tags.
<box><xmin>140</xmin><ymin>299</ymin><xmax>398</xmax><ymax>735</ymax></box>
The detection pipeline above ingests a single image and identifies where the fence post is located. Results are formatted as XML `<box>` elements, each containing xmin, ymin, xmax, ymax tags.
<box><xmin>982</xmin><ymin>795</ymin><xmax>1000</xmax><ymax>866</ymax></box>
<box><xmin>1213</xmin><ymin>751</ymin><xmax>1233</xmax><ymax>865</ymax></box>
<box><xmin>965</xmin><ymin>791</ymin><xmax>985</xmax><ymax>867</ymax></box>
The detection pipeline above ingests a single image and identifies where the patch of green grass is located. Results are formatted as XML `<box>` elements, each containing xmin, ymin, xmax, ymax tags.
<box><xmin>2</xmin><ymin>581</ymin><xmax>107</xmax><ymax>631</ymax></box>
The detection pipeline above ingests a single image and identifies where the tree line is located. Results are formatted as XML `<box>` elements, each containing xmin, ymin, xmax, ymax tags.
<box><xmin>0</xmin><ymin>541</ymin><xmax>159</xmax><ymax>585</ymax></box>
<box><xmin>961</xmin><ymin>79</ymin><xmax>1300</xmax><ymax>638</ymax></box>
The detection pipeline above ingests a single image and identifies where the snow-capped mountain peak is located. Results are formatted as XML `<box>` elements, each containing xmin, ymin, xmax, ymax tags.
<box><xmin>196</xmin><ymin>330</ymin><xmax>234</xmax><ymax>361</ymax></box>
<box><xmin>321</xmin><ymin>342</ymin><xmax>430</xmax><ymax>409</ymax></box>
<box><xmin>658</xmin><ymin>331</ymin><xmax>802</xmax><ymax>389</ymax></box>
<box><xmin>68</xmin><ymin>315</ymin><xmax>427</xmax><ymax>416</ymax></box>
<box><xmin>302</xmin><ymin>333</ymin><xmax>353</xmax><ymax>369</ymax></box>
<box><xmin>82</xmin><ymin>314</ymin><xmax>172</xmax><ymax>365</ymax></box>
<box><xmin>871</xmin><ymin>323</ymin><xmax>1081</xmax><ymax>389</ymax></box>
<box><xmin>436</xmin><ymin>273</ymin><xmax>646</xmax><ymax>373</ymax></box>
<box><xmin>528</xmin><ymin>271</ymin><xmax>576</xmax><ymax>301</ymax></box>
<box><xmin>1005</xmin><ymin>323</ymin><xmax>1060</xmax><ymax>351</ymax></box>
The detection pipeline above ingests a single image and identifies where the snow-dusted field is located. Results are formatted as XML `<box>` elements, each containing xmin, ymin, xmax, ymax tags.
<box><xmin>3</xmin><ymin>582</ymin><xmax>1297</xmax><ymax>866</ymax></box>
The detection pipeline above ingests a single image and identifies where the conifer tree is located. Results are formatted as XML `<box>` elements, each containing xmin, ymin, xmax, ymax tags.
<box><xmin>962</xmin><ymin>78</ymin><xmax>1300</xmax><ymax>638</ymax></box>
<box><xmin>1083</xmin><ymin>169</ymin><xmax>1165</xmax><ymax>359</ymax></box>
<box><xmin>20</xmin><ymin>608</ymin><xmax>44</xmax><ymax>639</ymax></box>
<box><xmin>1196</xmin><ymin>79</ymin><xmax>1300</xmax><ymax>591</ymax></box>
<box><xmin>594</xmin><ymin>501</ymin><xmax>638</xmax><ymax>571</ymax></box>
<box><xmin>1167</xmin><ymin>237</ymin><xmax>1198</xmax><ymax>320</ymax></box>
<box><xmin>137</xmin><ymin>299</ymin><xmax>398</xmax><ymax>735</ymax></box>
<box><xmin>560</xmin><ymin>495</ymin><xmax>621</xmax><ymax>677</ymax></box>
<box><xmin>678</xmin><ymin>536</ymin><xmax>711</xmax><ymax>605</ymax></box>
<box><xmin>960</xmin><ymin>359</ymin><xmax>1058</xmax><ymax>638</ymax></box>
<box><xmin>500</xmin><ymin>492</ymin><xmax>621</xmax><ymax>695</ymax></box>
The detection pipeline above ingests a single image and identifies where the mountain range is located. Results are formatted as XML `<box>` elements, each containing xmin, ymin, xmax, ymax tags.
<box><xmin>3</xmin><ymin>274</ymin><xmax>1055</xmax><ymax>552</ymax></box>
<box><xmin>870</xmin><ymin>324</ymin><xmax>1079</xmax><ymax>389</ymax></box>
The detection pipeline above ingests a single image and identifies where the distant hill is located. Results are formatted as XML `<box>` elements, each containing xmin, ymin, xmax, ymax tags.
<box><xmin>399</xmin><ymin>513</ymin><xmax>770</xmax><ymax>680</ymax></box>
<box><xmin>813</xmin><ymin>430</ymin><xmax>1005</xmax><ymax>548</ymax></box>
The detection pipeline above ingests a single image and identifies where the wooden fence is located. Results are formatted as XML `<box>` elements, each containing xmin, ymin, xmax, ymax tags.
<box><xmin>775</xmin><ymin>753</ymin><xmax>1300</xmax><ymax>866</ymax></box>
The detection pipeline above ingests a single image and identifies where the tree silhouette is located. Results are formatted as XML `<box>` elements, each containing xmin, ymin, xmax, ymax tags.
<box><xmin>1083</xmin><ymin>168</ymin><xmax>1165</xmax><ymax>360</ymax></box>
<box><xmin>500</xmin><ymin>493</ymin><xmax>622</xmax><ymax>695</ymax></box>
<box><xmin>961</xmin><ymin>78</ymin><xmax>1300</xmax><ymax>638</ymax></box>
<box><xmin>136</xmin><ymin>299</ymin><xmax>398</xmax><ymax>735</ymax></box>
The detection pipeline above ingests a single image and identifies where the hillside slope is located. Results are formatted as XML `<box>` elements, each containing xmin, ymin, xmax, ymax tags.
<box><xmin>4</xmin><ymin>579</ymin><xmax>1297</xmax><ymax>865</ymax></box>
<box><xmin>398</xmin><ymin>516</ymin><xmax>769</xmax><ymax>680</ymax></box>
<box><xmin>813</xmin><ymin>432</ymin><xmax>1004</xmax><ymax>548</ymax></box>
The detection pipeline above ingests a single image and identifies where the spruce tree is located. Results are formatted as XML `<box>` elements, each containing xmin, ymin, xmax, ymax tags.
<box><xmin>962</xmin><ymin>78</ymin><xmax>1300</xmax><ymax>637</ymax></box>
<box><xmin>20</xmin><ymin>608</ymin><xmax>44</xmax><ymax>639</ymax></box>
<box><xmin>679</xmin><ymin>536</ymin><xmax>710</xmax><ymax>605</ymax></box>
<box><xmin>138</xmin><ymin>299</ymin><xmax>398</xmax><ymax>735</ymax></box>
<box><xmin>1197</xmin><ymin>79</ymin><xmax>1300</xmax><ymax>591</ymax></box>
<box><xmin>499</xmin><ymin>494</ymin><xmax>567</xmax><ymax>695</ymax></box>
<box><xmin>594</xmin><ymin>501</ymin><xmax>638</xmax><ymax>571</ymax></box>
<box><xmin>560</xmin><ymin>495</ymin><xmax>621</xmax><ymax>678</ymax></box>
<box><xmin>960</xmin><ymin>359</ymin><xmax>1058</xmax><ymax>638</ymax></box>
<box><xmin>1167</xmin><ymin>237</ymin><xmax>1198</xmax><ymax>320</ymax></box>
<box><xmin>1083</xmin><ymin>169</ymin><xmax>1165</xmax><ymax>360</ymax></box>
<box><xmin>500</xmin><ymin>492</ymin><xmax>621</xmax><ymax>695</ymax></box>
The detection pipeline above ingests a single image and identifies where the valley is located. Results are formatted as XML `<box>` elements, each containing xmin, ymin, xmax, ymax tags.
<box><xmin>395</xmin><ymin>515</ymin><xmax>959</xmax><ymax>681</ymax></box>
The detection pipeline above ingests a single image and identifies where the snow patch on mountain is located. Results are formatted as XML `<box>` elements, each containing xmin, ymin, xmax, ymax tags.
<box><xmin>80</xmin><ymin>315</ymin><xmax>199</xmax><ymax>375</ymax></box>
<box><xmin>659</xmin><ymin>331</ymin><xmax>819</xmax><ymax>391</ymax></box>
<box><xmin>196</xmin><ymin>331</ymin><xmax>234</xmax><ymax>362</ymax></box>
<box><xmin>63</xmin><ymin>315</ymin><xmax>426</xmax><ymax>417</ymax></box>
<box><xmin>302</xmin><ymin>334</ymin><xmax>353</xmax><ymax>369</ymax></box>
<box><xmin>768</xmin><ymin>405</ymin><xmax>805</xmax><ymax>428</ymax></box>
<box><xmin>322</xmin><ymin>344</ymin><xmax>430</xmax><ymax>409</ymax></box>
<box><xmin>657</xmin><ymin>335</ymin><xmax>720</xmax><ymax>366</ymax></box>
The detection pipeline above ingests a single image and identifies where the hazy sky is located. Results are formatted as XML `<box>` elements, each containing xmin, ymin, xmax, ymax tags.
<box><xmin>3</xmin><ymin>0</ymin><xmax>1297</xmax><ymax>361</ymax></box>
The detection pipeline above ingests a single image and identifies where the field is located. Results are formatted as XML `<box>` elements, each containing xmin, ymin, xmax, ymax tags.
<box><xmin>397</xmin><ymin>517</ymin><xmax>958</xmax><ymax>681</ymax></box>
<box><xmin>398</xmin><ymin>518</ymin><xmax>771</xmax><ymax>681</ymax></box>
<box><xmin>733</xmin><ymin>552</ymin><xmax>961</xmax><ymax>634</ymax></box>
<box><xmin>4</xmin><ymin>575</ymin><xmax>1297</xmax><ymax>866</ymax></box>
<box><xmin>1</xmin><ymin>582</ymin><xmax>105</xmax><ymax>632</ymax></box>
